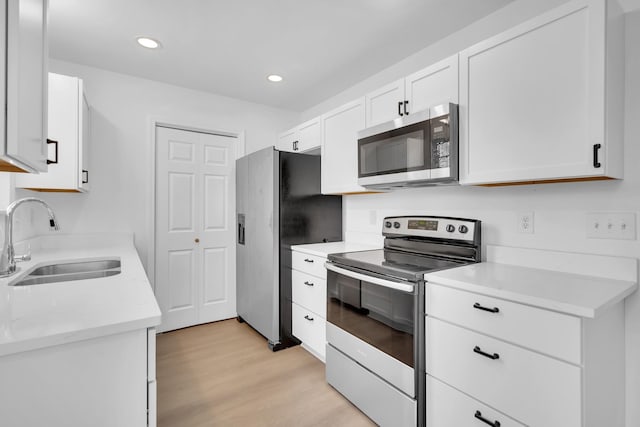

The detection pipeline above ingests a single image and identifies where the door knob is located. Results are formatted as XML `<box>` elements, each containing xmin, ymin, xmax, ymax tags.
<box><xmin>195</xmin><ymin>238</ymin><xmax>200</xmax><ymax>243</ymax></box>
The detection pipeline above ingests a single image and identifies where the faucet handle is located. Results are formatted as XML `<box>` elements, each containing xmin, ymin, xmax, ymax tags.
<box><xmin>15</xmin><ymin>244</ymin><xmax>31</xmax><ymax>263</ymax></box>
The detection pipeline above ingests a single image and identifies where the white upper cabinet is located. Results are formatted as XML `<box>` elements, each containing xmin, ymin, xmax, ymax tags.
<box><xmin>321</xmin><ymin>98</ymin><xmax>367</xmax><ymax>194</ymax></box>
<box><xmin>276</xmin><ymin>117</ymin><xmax>322</xmax><ymax>153</ymax></box>
<box><xmin>405</xmin><ymin>55</ymin><xmax>459</xmax><ymax>115</ymax></box>
<box><xmin>365</xmin><ymin>54</ymin><xmax>459</xmax><ymax>127</ymax></box>
<box><xmin>17</xmin><ymin>73</ymin><xmax>91</xmax><ymax>192</ymax></box>
<box><xmin>459</xmin><ymin>0</ymin><xmax>624</xmax><ymax>185</ymax></box>
<box><xmin>365</xmin><ymin>78</ymin><xmax>406</xmax><ymax>127</ymax></box>
<box><xmin>0</xmin><ymin>0</ymin><xmax>49</xmax><ymax>173</ymax></box>
<box><xmin>276</xmin><ymin>127</ymin><xmax>298</xmax><ymax>152</ymax></box>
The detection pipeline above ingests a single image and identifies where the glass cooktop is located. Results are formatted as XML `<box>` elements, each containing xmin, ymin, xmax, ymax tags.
<box><xmin>327</xmin><ymin>249</ymin><xmax>468</xmax><ymax>282</ymax></box>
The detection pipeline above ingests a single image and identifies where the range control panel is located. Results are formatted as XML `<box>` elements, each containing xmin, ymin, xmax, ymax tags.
<box><xmin>382</xmin><ymin>216</ymin><xmax>478</xmax><ymax>242</ymax></box>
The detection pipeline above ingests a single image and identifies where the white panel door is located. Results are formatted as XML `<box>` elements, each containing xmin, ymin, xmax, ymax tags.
<box><xmin>155</xmin><ymin>126</ymin><xmax>237</xmax><ymax>332</ymax></box>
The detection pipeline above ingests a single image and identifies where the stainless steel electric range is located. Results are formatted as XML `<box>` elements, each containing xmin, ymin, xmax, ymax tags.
<box><xmin>325</xmin><ymin>216</ymin><xmax>481</xmax><ymax>427</ymax></box>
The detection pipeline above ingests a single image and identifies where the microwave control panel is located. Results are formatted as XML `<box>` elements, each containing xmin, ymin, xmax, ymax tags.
<box><xmin>431</xmin><ymin>115</ymin><xmax>450</xmax><ymax>169</ymax></box>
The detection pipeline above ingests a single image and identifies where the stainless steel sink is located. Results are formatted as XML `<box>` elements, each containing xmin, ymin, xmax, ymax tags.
<box><xmin>10</xmin><ymin>258</ymin><xmax>121</xmax><ymax>286</ymax></box>
<box><xmin>29</xmin><ymin>259</ymin><xmax>121</xmax><ymax>276</ymax></box>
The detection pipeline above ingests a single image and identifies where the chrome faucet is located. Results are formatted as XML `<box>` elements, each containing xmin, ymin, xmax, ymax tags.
<box><xmin>0</xmin><ymin>198</ymin><xmax>59</xmax><ymax>277</ymax></box>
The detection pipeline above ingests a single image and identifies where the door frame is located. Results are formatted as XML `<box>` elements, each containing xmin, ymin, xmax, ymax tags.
<box><xmin>146</xmin><ymin>116</ymin><xmax>245</xmax><ymax>293</ymax></box>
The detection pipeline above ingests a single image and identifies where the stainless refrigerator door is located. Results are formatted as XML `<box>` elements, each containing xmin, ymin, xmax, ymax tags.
<box><xmin>236</xmin><ymin>147</ymin><xmax>280</xmax><ymax>345</ymax></box>
<box><xmin>236</xmin><ymin>154</ymin><xmax>250</xmax><ymax>323</ymax></box>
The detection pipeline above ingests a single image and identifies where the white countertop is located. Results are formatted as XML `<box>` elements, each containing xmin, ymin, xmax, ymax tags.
<box><xmin>0</xmin><ymin>233</ymin><xmax>161</xmax><ymax>357</ymax></box>
<box><xmin>291</xmin><ymin>241</ymin><xmax>381</xmax><ymax>257</ymax></box>
<box><xmin>425</xmin><ymin>262</ymin><xmax>637</xmax><ymax>318</ymax></box>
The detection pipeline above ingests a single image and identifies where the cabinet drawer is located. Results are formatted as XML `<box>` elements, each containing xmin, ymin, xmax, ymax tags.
<box><xmin>292</xmin><ymin>303</ymin><xmax>326</xmax><ymax>358</ymax></box>
<box><xmin>292</xmin><ymin>251</ymin><xmax>327</xmax><ymax>278</ymax></box>
<box><xmin>426</xmin><ymin>375</ymin><xmax>524</xmax><ymax>427</ymax></box>
<box><xmin>426</xmin><ymin>283</ymin><xmax>581</xmax><ymax>364</ymax></box>
<box><xmin>426</xmin><ymin>317</ymin><xmax>582</xmax><ymax>427</ymax></box>
<box><xmin>292</xmin><ymin>270</ymin><xmax>326</xmax><ymax>317</ymax></box>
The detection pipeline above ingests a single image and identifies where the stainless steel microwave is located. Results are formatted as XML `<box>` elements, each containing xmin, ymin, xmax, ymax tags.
<box><xmin>357</xmin><ymin>103</ymin><xmax>458</xmax><ymax>190</ymax></box>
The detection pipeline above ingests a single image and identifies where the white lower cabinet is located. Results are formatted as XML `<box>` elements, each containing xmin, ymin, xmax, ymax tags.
<box><xmin>426</xmin><ymin>375</ymin><xmax>524</xmax><ymax>427</ymax></box>
<box><xmin>426</xmin><ymin>317</ymin><xmax>581</xmax><ymax>426</ymax></box>
<box><xmin>291</xmin><ymin>248</ymin><xmax>328</xmax><ymax>360</ymax></box>
<box><xmin>425</xmin><ymin>282</ymin><xmax>626</xmax><ymax>427</ymax></box>
<box><xmin>0</xmin><ymin>327</ymin><xmax>156</xmax><ymax>426</ymax></box>
<box><xmin>292</xmin><ymin>302</ymin><xmax>326</xmax><ymax>356</ymax></box>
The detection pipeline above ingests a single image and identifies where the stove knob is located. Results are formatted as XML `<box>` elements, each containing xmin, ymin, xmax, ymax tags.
<box><xmin>385</xmin><ymin>221</ymin><xmax>392</xmax><ymax>228</ymax></box>
<box><xmin>446</xmin><ymin>224</ymin><xmax>456</xmax><ymax>233</ymax></box>
<box><xmin>393</xmin><ymin>221</ymin><xmax>401</xmax><ymax>229</ymax></box>
<box><xmin>459</xmin><ymin>225</ymin><xmax>469</xmax><ymax>234</ymax></box>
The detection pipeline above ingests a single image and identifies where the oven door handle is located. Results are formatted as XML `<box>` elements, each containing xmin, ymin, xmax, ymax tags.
<box><xmin>325</xmin><ymin>263</ymin><xmax>414</xmax><ymax>293</ymax></box>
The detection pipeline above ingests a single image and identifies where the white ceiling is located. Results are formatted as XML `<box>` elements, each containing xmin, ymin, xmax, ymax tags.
<box><xmin>49</xmin><ymin>0</ymin><xmax>520</xmax><ymax>111</ymax></box>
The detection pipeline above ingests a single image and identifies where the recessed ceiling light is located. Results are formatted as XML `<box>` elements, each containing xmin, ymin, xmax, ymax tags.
<box><xmin>267</xmin><ymin>74</ymin><xmax>283</xmax><ymax>82</ymax></box>
<box><xmin>137</xmin><ymin>37</ymin><xmax>161</xmax><ymax>49</ymax></box>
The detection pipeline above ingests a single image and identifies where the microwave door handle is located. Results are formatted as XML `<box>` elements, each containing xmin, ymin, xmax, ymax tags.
<box><xmin>325</xmin><ymin>262</ymin><xmax>414</xmax><ymax>293</ymax></box>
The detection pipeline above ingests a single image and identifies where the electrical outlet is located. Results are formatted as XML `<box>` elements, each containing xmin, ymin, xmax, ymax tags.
<box><xmin>586</xmin><ymin>212</ymin><xmax>636</xmax><ymax>240</ymax></box>
<box><xmin>517</xmin><ymin>212</ymin><xmax>534</xmax><ymax>234</ymax></box>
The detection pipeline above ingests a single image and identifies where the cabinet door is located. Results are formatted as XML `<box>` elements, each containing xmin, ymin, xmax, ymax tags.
<box><xmin>321</xmin><ymin>98</ymin><xmax>367</xmax><ymax>194</ymax></box>
<box><xmin>427</xmin><ymin>375</ymin><xmax>525</xmax><ymax>427</ymax></box>
<box><xmin>459</xmin><ymin>0</ymin><xmax>615</xmax><ymax>185</ymax></box>
<box><xmin>292</xmin><ymin>303</ymin><xmax>326</xmax><ymax>360</ymax></box>
<box><xmin>15</xmin><ymin>73</ymin><xmax>87</xmax><ymax>192</ymax></box>
<box><xmin>3</xmin><ymin>0</ymin><xmax>48</xmax><ymax>173</ymax></box>
<box><xmin>276</xmin><ymin>127</ymin><xmax>298</xmax><ymax>152</ymax></box>
<box><xmin>405</xmin><ymin>54</ymin><xmax>458</xmax><ymax>114</ymax></box>
<box><xmin>365</xmin><ymin>79</ymin><xmax>405</xmax><ymax>127</ymax></box>
<box><xmin>426</xmin><ymin>317</ymin><xmax>582</xmax><ymax>426</ymax></box>
<box><xmin>297</xmin><ymin>117</ymin><xmax>321</xmax><ymax>153</ymax></box>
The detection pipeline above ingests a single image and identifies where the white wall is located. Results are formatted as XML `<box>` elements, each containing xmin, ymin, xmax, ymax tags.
<box><xmin>14</xmin><ymin>59</ymin><xmax>298</xmax><ymax>272</ymax></box>
<box><xmin>300</xmin><ymin>1</ymin><xmax>640</xmax><ymax>424</ymax></box>
<box><xmin>301</xmin><ymin>0</ymin><xmax>568</xmax><ymax>121</ymax></box>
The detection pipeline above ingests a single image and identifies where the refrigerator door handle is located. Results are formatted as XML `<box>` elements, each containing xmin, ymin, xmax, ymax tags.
<box><xmin>237</xmin><ymin>214</ymin><xmax>245</xmax><ymax>245</ymax></box>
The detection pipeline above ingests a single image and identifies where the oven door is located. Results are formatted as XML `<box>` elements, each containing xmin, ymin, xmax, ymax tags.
<box><xmin>357</xmin><ymin>110</ymin><xmax>431</xmax><ymax>188</ymax></box>
<box><xmin>325</xmin><ymin>262</ymin><xmax>420</xmax><ymax>397</ymax></box>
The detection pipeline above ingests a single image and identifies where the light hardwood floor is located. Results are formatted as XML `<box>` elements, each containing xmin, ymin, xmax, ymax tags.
<box><xmin>157</xmin><ymin>319</ymin><xmax>375</xmax><ymax>427</ymax></box>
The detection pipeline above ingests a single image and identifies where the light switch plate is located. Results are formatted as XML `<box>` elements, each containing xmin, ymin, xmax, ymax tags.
<box><xmin>586</xmin><ymin>212</ymin><xmax>636</xmax><ymax>240</ymax></box>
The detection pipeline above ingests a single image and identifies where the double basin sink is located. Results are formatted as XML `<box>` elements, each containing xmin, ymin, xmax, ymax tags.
<box><xmin>10</xmin><ymin>258</ymin><xmax>121</xmax><ymax>286</ymax></box>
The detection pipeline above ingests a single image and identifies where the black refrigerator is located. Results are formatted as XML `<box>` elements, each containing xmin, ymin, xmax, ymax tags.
<box><xmin>236</xmin><ymin>146</ymin><xmax>342</xmax><ymax>351</ymax></box>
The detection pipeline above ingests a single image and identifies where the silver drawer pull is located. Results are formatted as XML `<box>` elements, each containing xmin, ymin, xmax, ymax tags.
<box><xmin>304</xmin><ymin>281</ymin><xmax>314</xmax><ymax>286</ymax></box>
<box><xmin>304</xmin><ymin>258</ymin><xmax>314</xmax><ymax>263</ymax></box>
<box><xmin>304</xmin><ymin>315</ymin><xmax>314</xmax><ymax>321</ymax></box>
